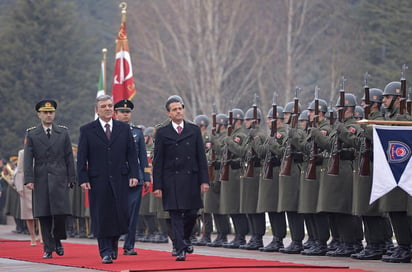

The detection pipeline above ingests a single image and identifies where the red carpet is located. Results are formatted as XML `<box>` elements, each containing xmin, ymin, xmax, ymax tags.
<box><xmin>0</xmin><ymin>239</ymin><xmax>371</xmax><ymax>272</ymax></box>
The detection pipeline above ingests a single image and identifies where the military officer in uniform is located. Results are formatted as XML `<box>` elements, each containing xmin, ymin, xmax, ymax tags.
<box><xmin>300</xmin><ymin>99</ymin><xmax>332</xmax><ymax>256</ymax></box>
<box><xmin>220</xmin><ymin>109</ymin><xmax>249</xmax><ymax>249</ymax></box>
<box><xmin>350</xmin><ymin>88</ymin><xmax>394</xmax><ymax>260</ymax></box>
<box><xmin>278</xmin><ymin>101</ymin><xmax>306</xmax><ymax>254</ymax></box>
<box><xmin>239</xmin><ymin>107</ymin><xmax>266</xmax><ymax>250</ymax></box>
<box><xmin>192</xmin><ymin>114</ymin><xmax>214</xmax><ymax>246</ymax></box>
<box><xmin>114</xmin><ymin>99</ymin><xmax>151</xmax><ymax>255</ymax></box>
<box><xmin>24</xmin><ymin>99</ymin><xmax>76</xmax><ymax>259</ymax></box>
<box><xmin>317</xmin><ymin>93</ymin><xmax>364</xmax><ymax>257</ymax></box>
<box><xmin>379</xmin><ymin>81</ymin><xmax>412</xmax><ymax>263</ymax></box>
<box><xmin>206</xmin><ymin>114</ymin><xmax>231</xmax><ymax>247</ymax></box>
<box><xmin>257</xmin><ymin>106</ymin><xmax>287</xmax><ymax>252</ymax></box>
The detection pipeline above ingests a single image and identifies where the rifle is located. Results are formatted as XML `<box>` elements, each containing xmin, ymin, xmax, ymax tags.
<box><xmin>327</xmin><ymin>77</ymin><xmax>345</xmax><ymax>176</ymax></box>
<box><xmin>245</xmin><ymin>94</ymin><xmax>258</xmax><ymax>177</ymax></box>
<box><xmin>305</xmin><ymin>86</ymin><xmax>320</xmax><ymax>180</ymax></box>
<box><xmin>280</xmin><ymin>87</ymin><xmax>300</xmax><ymax>176</ymax></box>
<box><xmin>208</xmin><ymin>105</ymin><xmax>217</xmax><ymax>181</ymax></box>
<box><xmin>358</xmin><ymin>73</ymin><xmax>371</xmax><ymax>176</ymax></box>
<box><xmin>400</xmin><ymin>64</ymin><xmax>408</xmax><ymax>115</ymax></box>
<box><xmin>263</xmin><ymin>92</ymin><xmax>278</xmax><ymax>179</ymax></box>
<box><xmin>220</xmin><ymin>109</ymin><xmax>233</xmax><ymax>181</ymax></box>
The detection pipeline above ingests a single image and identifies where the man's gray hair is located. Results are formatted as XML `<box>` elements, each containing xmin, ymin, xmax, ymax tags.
<box><xmin>95</xmin><ymin>94</ymin><xmax>113</xmax><ymax>109</ymax></box>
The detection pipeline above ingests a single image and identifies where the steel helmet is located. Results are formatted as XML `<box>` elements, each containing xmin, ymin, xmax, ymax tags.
<box><xmin>383</xmin><ymin>81</ymin><xmax>402</xmax><ymax>96</ymax></box>
<box><xmin>308</xmin><ymin>99</ymin><xmax>328</xmax><ymax>113</ymax></box>
<box><xmin>194</xmin><ymin>114</ymin><xmax>210</xmax><ymax>127</ymax></box>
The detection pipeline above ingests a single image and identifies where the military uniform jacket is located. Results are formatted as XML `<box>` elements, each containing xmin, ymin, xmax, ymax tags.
<box><xmin>240</xmin><ymin>127</ymin><xmax>266</xmax><ymax>214</ymax></box>
<box><xmin>219</xmin><ymin>126</ymin><xmax>247</xmax><ymax>214</ymax></box>
<box><xmin>317</xmin><ymin>116</ymin><xmax>360</xmax><ymax>214</ymax></box>
<box><xmin>77</xmin><ymin>119</ymin><xmax>139</xmax><ymax>237</ymax></box>
<box><xmin>153</xmin><ymin>121</ymin><xmax>209</xmax><ymax>211</ymax></box>
<box><xmin>24</xmin><ymin>124</ymin><xmax>75</xmax><ymax>217</ymax></box>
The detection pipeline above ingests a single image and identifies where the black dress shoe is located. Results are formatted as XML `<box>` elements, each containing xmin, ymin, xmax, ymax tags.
<box><xmin>326</xmin><ymin>243</ymin><xmax>357</xmax><ymax>257</ymax></box>
<box><xmin>207</xmin><ymin>236</ymin><xmax>228</xmax><ymax>247</ymax></box>
<box><xmin>279</xmin><ymin>241</ymin><xmax>303</xmax><ymax>254</ymax></box>
<box><xmin>351</xmin><ymin>245</ymin><xmax>383</xmax><ymax>260</ymax></box>
<box><xmin>259</xmin><ymin>238</ymin><xmax>284</xmax><ymax>252</ymax></box>
<box><xmin>327</xmin><ymin>238</ymin><xmax>340</xmax><ymax>251</ymax></box>
<box><xmin>193</xmin><ymin>236</ymin><xmax>211</xmax><ymax>246</ymax></box>
<box><xmin>102</xmin><ymin>255</ymin><xmax>113</xmax><ymax>264</ymax></box>
<box><xmin>381</xmin><ymin>246</ymin><xmax>411</xmax><ymax>263</ymax></box>
<box><xmin>123</xmin><ymin>248</ymin><xmax>138</xmax><ymax>255</ymax></box>
<box><xmin>43</xmin><ymin>252</ymin><xmax>53</xmax><ymax>259</ymax></box>
<box><xmin>154</xmin><ymin>233</ymin><xmax>169</xmax><ymax>243</ymax></box>
<box><xmin>175</xmin><ymin>250</ymin><xmax>186</xmax><ymax>261</ymax></box>
<box><xmin>55</xmin><ymin>240</ymin><xmax>64</xmax><ymax>256</ymax></box>
<box><xmin>222</xmin><ymin>236</ymin><xmax>246</xmax><ymax>249</ymax></box>
<box><xmin>303</xmin><ymin>238</ymin><xmax>316</xmax><ymax>249</ymax></box>
<box><xmin>301</xmin><ymin>245</ymin><xmax>328</xmax><ymax>256</ymax></box>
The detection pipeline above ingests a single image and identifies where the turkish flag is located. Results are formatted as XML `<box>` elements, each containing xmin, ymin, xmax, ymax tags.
<box><xmin>111</xmin><ymin>21</ymin><xmax>136</xmax><ymax>104</ymax></box>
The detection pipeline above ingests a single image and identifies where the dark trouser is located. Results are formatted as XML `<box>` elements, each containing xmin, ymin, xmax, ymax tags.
<box><xmin>213</xmin><ymin>213</ymin><xmax>231</xmax><ymax>235</ymax></box>
<box><xmin>329</xmin><ymin>214</ymin><xmax>339</xmax><ymax>241</ymax></box>
<box><xmin>123</xmin><ymin>185</ymin><xmax>143</xmax><ymax>250</ymax></box>
<box><xmin>304</xmin><ymin>214</ymin><xmax>316</xmax><ymax>241</ymax></box>
<box><xmin>169</xmin><ymin>209</ymin><xmax>198</xmax><ymax>254</ymax></box>
<box><xmin>230</xmin><ymin>214</ymin><xmax>249</xmax><ymax>236</ymax></box>
<box><xmin>248</xmin><ymin>213</ymin><xmax>266</xmax><ymax>237</ymax></box>
<box><xmin>363</xmin><ymin>216</ymin><xmax>387</xmax><ymax>245</ymax></box>
<box><xmin>39</xmin><ymin>215</ymin><xmax>67</xmax><ymax>253</ymax></box>
<box><xmin>335</xmin><ymin>213</ymin><xmax>363</xmax><ymax>244</ymax></box>
<box><xmin>389</xmin><ymin>211</ymin><xmax>412</xmax><ymax>246</ymax></box>
<box><xmin>97</xmin><ymin>236</ymin><xmax>119</xmax><ymax>258</ymax></box>
<box><xmin>200</xmin><ymin>212</ymin><xmax>213</xmax><ymax>237</ymax></box>
<box><xmin>313</xmin><ymin>213</ymin><xmax>330</xmax><ymax>243</ymax></box>
<box><xmin>268</xmin><ymin>211</ymin><xmax>286</xmax><ymax>238</ymax></box>
<box><xmin>286</xmin><ymin>211</ymin><xmax>304</xmax><ymax>242</ymax></box>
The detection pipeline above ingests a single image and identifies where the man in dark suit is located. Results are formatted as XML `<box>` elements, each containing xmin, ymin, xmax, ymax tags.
<box><xmin>24</xmin><ymin>99</ymin><xmax>76</xmax><ymax>259</ymax></box>
<box><xmin>77</xmin><ymin>95</ymin><xmax>140</xmax><ymax>264</ymax></box>
<box><xmin>153</xmin><ymin>96</ymin><xmax>209</xmax><ymax>261</ymax></box>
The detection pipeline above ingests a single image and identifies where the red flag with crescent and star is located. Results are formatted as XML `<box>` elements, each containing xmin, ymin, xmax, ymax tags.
<box><xmin>111</xmin><ymin>20</ymin><xmax>136</xmax><ymax>104</ymax></box>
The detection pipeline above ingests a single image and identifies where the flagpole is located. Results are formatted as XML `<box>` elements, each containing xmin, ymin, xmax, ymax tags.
<box><xmin>102</xmin><ymin>48</ymin><xmax>107</xmax><ymax>94</ymax></box>
<box><xmin>357</xmin><ymin>119</ymin><xmax>412</xmax><ymax>126</ymax></box>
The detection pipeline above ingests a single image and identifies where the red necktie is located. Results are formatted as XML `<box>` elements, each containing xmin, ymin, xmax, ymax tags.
<box><xmin>177</xmin><ymin>125</ymin><xmax>182</xmax><ymax>134</ymax></box>
<box><xmin>105</xmin><ymin>124</ymin><xmax>111</xmax><ymax>140</ymax></box>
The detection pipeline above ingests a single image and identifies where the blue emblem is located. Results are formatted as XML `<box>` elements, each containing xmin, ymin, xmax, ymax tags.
<box><xmin>387</xmin><ymin>141</ymin><xmax>411</xmax><ymax>163</ymax></box>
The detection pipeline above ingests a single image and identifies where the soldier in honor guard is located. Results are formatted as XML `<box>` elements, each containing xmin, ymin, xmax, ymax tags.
<box><xmin>220</xmin><ymin>108</ymin><xmax>250</xmax><ymax>249</ymax></box>
<box><xmin>300</xmin><ymin>98</ymin><xmax>332</xmax><ymax>256</ymax></box>
<box><xmin>379</xmin><ymin>81</ymin><xmax>412</xmax><ymax>263</ymax></box>
<box><xmin>114</xmin><ymin>99</ymin><xmax>151</xmax><ymax>255</ymax></box>
<box><xmin>256</xmin><ymin>106</ymin><xmax>287</xmax><ymax>252</ymax></box>
<box><xmin>205</xmin><ymin>114</ymin><xmax>231</xmax><ymax>247</ymax></box>
<box><xmin>192</xmin><ymin>114</ymin><xmax>214</xmax><ymax>246</ymax></box>
<box><xmin>239</xmin><ymin>107</ymin><xmax>266</xmax><ymax>250</ymax></box>
<box><xmin>24</xmin><ymin>99</ymin><xmax>76</xmax><ymax>259</ymax></box>
<box><xmin>350</xmin><ymin>87</ymin><xmax>394</xmax><ymax>260</ymax></box>
<box><xmin>278</xmin><ymin>101</ymin><xmax>306</xmax><ymax>254</ymax></box>
<box><xmin>317</xmin><ymin>93</ymin><xmax>364</xmax><ymax>257</ymax></box>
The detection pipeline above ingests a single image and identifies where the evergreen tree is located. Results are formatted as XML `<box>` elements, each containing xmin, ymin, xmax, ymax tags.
<box><xmin>0</xmin><ymin>0</ymin><xmax>100</xmax><ymax>157</ymax></box>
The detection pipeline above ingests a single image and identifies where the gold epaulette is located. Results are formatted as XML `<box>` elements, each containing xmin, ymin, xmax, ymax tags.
<box><xmin>26</xmin><ymin>126</ymin><xmax>36</xmax><ymax>132</ymax></box>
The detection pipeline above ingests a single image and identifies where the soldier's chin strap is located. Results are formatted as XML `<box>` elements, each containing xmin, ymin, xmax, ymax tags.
<box><xmin>388</xmin><ymin>96</ymin><xmax>397</xmax><ymax>110</ymax></box>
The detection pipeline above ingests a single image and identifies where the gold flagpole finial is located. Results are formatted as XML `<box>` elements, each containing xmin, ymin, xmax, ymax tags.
<box><xmin>119</xmin><ymin>2</ymin><xmax>127</xmax><ymax>22</ymax></box>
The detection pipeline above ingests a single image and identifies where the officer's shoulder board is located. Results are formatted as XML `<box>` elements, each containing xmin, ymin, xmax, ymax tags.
<box><xmin>57</xmin><ymin>124</ymin><xmax>68</xmax><ymax>129</ymax></box>
<box><xmin>26</xmin><ymin>126</ymin><xmax>36</xmax><ymax>132</ymax></box>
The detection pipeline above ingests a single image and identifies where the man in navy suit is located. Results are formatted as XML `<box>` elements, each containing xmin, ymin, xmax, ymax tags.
<box><xmin>77</xmin><ymin>95</ymin><xmax>139</xmax><ymax>264</ymax></box>
<box><xmin>153</xmin><ymin>96</ymin><xmax>209</xmax><ymax>261</ymax></box>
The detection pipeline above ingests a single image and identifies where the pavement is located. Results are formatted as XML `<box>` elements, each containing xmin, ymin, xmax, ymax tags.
<box><xmin>0</xmin><ymin>217</ymin><xmax>411</xmax><ymax>272</ymax></box>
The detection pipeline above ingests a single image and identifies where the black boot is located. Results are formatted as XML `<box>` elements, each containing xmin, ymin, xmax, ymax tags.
<box><xmin>207</xmin><ymin>234</ymin><xmax>227</xmax><ymax>247</ymax></box>
<box><xmin>279</xmin><ymin>240</ymin><xmax>303</xmax><ymax>254</ymax></box>
<box><xmin>381</xmin><ymin>245</ymin><xmax>411</xmax><ymax>263</ymax></box>
<box><xmin>222</xmin><ymin>235</ymin><xmax>246</xmax><ymax>249</ymax></box>
<box><xmin>351</xmin><ymin>244</ymin><xmax>383</xmax><ymax>260</ymax></box>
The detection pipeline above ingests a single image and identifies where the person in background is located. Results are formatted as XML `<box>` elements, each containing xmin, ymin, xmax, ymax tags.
<box><xmin>114</xmin><ymin>99</ymin><xmax>151</xmax><ymax>255</ymax></box>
